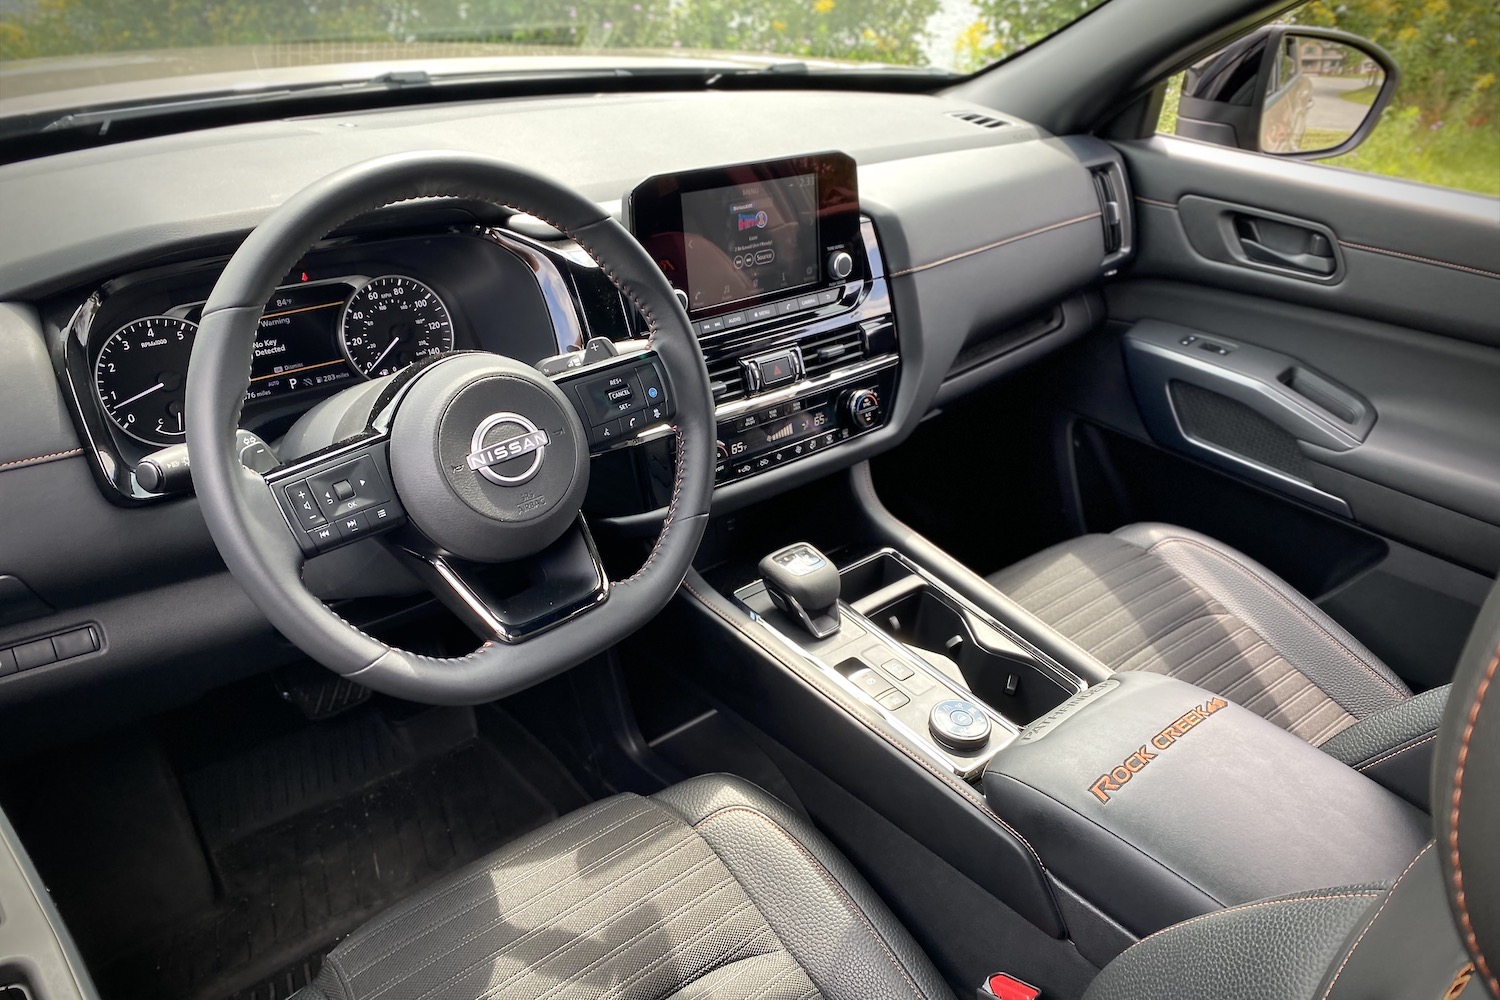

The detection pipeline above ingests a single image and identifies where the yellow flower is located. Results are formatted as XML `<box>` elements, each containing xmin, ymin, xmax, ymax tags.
<box><xmin>813</xmin><ymin>0</ymin><xmax>835</xmax><ymax>13</ymax></box>
<box><xmin>772</xmin><ymin>19</ymin><xmax>786</xmax><ymax>31</ymax></box>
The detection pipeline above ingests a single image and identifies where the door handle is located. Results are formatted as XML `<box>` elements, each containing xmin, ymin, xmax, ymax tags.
<box><xmin>1234</xmin><ymin>216</ymin><xmax>1336</xmax><ymax>275</ymax></box>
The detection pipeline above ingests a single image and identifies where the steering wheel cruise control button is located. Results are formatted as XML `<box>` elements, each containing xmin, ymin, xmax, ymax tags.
<box><xmin>929</xmin><ymin>697</ymin><xmax>992</xmax><ymax>752</ymax></box>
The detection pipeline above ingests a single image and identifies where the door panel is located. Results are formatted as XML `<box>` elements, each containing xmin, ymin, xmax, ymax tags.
<box><xmin>1119</xmin><ymin>136</ymin><xmax>1500</xmax><ymax>345</ymax></box>
<box><xmin>1092</xmin><ymin>133</ymin><xmax>1500</xmax><ymax>686</ymax></box>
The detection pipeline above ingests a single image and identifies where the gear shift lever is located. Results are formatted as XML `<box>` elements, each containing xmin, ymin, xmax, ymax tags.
<box><xmin>760</xmin><ymin>542</ymin><xmax>841</xmax><ymax>639</ymax></box>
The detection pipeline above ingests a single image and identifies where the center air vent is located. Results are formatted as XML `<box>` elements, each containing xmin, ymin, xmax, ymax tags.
<box><xmin>800</xmin><ymin>325</ymin><xmax>867</xmax><ymax>380</ymax></box>
<box><xmin>707</xmin><ymin>356</ymin><xmax>749</xmax><ymax>405</ymax></box>
<box><xmin>948</xmin><ymin>110</ymin><xmax>1010</xmax><ymax>130</ymax></box>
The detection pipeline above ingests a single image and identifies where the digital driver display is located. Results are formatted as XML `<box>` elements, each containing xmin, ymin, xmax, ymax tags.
<box><xmin>245</xmin><ymin>284</ymin><xmax>359</xmax><ymax>401</ymax></box>
<box><xmin>679</xmin><ymin>173</ymin><xmax>820</xmax><ymax>312</ymax></box>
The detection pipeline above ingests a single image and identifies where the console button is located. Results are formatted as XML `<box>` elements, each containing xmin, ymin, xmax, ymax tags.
<box><xmin>817</xmin><ymin>288</ymin><xmax>840</xmax><ymax>306</ymax></box>
<box><xmin>722</xmin><ymin>311</ymin><xmax>747</xmax><ymax>329</ymax></box>
<box><xmin>747</xmin><ymin>305</ymin><xmax>777</xmax><ymax>322</ymax></box>
<box><xmin>620</xmin><ymin>410</ymin><xmax>648</xmax><ymax>434</ymax></box>
<box><xmin>308</xmin><ymin>455</ymin><xmax>389</xmax><ymax>518</ymax></box>
<box><xmin>310</xmin><ymin>523</ymin><xmax>340</xmax><ymax>550</ymax></box>
<box><xmin>366</xmin><ymin>502</ymin><xmax>404</xmax><ymax>529</ymax></box>
<box><xmin>51</xmin><ymin>627</ymin><xmax>99</xmax><ymax>660</ymax></box>
<box><xmin>755</xmin><ymin>352</ymin><xmax>798</xmax><ymax>389</ymax></box>
<box><xmin>849</xmin><ymin>668</ymin><xmax>893</xmax><ymax>700</ymax></box>
<box><xmin>877</xmin><ymin>690</ymin><xmax>911</xmax><ymax>711</ymax></box>
<box><xmin>13</xmin><ymin>638</ymin><xmax>57</xmax><ymax>671</ymax></box>
<box><xmin>283</xmin><ymin>481</ymin><xmax>327</xmax><ymax>529</ymax></box>
<box><xmin>698</xmin><ymin>316</ymin><xmax>726</xmax><ymax>334</ymax></box>
<box><xmin>878</xmin><ymin>655</ymin><xmax>915</xmax><ymax>681</ymax></box>
<box><xmin>0</xmin><ymin>646</ymin><xmax>16</xmax><ymax>677</ymax></box>
<box><xmin>733</xmin><ymin>414</ymin><xmax>758</xmax><ymax>432</ymax></box>
<box><xmin>777</xmin><ymin>299</ymin><xmax>799</xmax><ymax>315</ymax></box>
<box><xmin>336</xmin><ymin>512</ymin><xmax>370</xmax><ymax>540</ymax></box>
<box><xmin>828</xmin><ymin>250</ymin><xmax>855</xmax><ymax>280</ymax></box>
<box><xmin>593</xmin><ymin>419</ymin><xmax>624</xmax><ymax>446</ymax></box>
<box><xmin>573</xmin><ymin>372</ymin><xmax>640</xmax><ymax>425</ymax></box>
<box><xmin>633</xmin><ymin>363</ymin><xmax>667</xmax><ymax>408</ymax></box>
<box><xmin>798</xmin><ymin>294</ymin><xmax>820</xmax><ymax>310</ymax></box>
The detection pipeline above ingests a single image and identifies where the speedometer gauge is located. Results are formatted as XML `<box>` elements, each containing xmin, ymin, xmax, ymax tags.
<box><xmin>94</xmin><ymin>316</ymin><xmax>197</xmax><ymax>446</ymax></box>
<box><xmin>338</xmin><ymin>275</ymin><xmax>454</xmax><ymax>379</ymax></box>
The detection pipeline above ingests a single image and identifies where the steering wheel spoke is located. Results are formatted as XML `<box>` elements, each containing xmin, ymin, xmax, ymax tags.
<box><xmin>544</xmin><ymin>345</ymin><xmax>676</xmax><ymax>455</ymax></box>
<box><xmin>402</xmin><ymin>516</ymin><xmax>608</xmax><ymax>643</ymax></box>
<box><xmin>264</xmin><ymin>434</ymin><xmax>409</xmax><ymax>558</ymax></box>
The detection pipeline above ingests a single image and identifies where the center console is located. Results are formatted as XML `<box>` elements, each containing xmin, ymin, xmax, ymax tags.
<box><xmin>668</xmin><ymin>473</ymin><xmax>1439</xmax><ymax>965</ymax></box>
<box><xmin>736</xmin><ymin>547</ymin><xmax>1084</xmax><ymax>779</ymax></box>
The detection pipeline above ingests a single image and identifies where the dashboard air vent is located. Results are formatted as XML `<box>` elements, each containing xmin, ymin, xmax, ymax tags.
<box><xmin>948</xmin><ymin>110</ymin><xmax>1010</xmax><ymax>130</ymax></box>
<box><xmin>707</xmin><ymin>357</ymin><xmax>749</xmax><ymax>405</ymax></box>
<box><xmin>1090</xmin><ymin>163</ymin><xmax>1126</xmax><ymax>255</ymax></box>
<box><xmin>800</xmin><ymin>325</ymin><xmax>867</xmax><ymax>381</ymax></box>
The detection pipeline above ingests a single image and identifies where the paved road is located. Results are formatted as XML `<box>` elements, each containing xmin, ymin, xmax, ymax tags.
<box><xmin>1306</xmin><ymin>74</ymin><xmax>1376</xmax><ymax>133</ymax></box>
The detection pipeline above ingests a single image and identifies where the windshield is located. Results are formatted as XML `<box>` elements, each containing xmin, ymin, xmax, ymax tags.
<box><xmin>0</xmin><ymin>0</ymin><xmax>1111</xmax><ymax>106</ymax></box>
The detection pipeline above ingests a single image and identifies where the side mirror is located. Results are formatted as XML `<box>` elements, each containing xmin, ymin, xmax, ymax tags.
<box><xmin>1175</xmin><ymin>25</ymin><xmax>1399</xmax><ymax>159</ymax></box>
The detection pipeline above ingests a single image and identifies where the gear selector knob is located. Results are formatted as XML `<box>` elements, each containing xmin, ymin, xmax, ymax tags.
<box><xmin>760</xmin><ymin>542</ymin><xmax>841</xmax><ymax>639</ymax></box>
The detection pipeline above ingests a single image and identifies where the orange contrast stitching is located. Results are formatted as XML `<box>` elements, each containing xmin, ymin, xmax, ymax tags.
<box><xmin>1449</xmin><ymin>641</ymin><xmax>1500</xmax><ymax>996</ymax></box>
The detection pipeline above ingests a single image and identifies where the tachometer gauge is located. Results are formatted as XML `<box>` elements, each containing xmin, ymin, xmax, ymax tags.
<box><xmin>94</xmin><ymin>315</ymin><xmax>197</xmax><ymax>446</ymax></box>
<box><xmin>338</xmin><ymin>275</ymin><xmax>454</xmax><ymax>379</ymax></box>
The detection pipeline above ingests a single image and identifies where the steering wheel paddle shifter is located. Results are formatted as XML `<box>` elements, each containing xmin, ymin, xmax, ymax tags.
<box><xmin>760</xmin><ymin>542</ymin><xmax>842</xmax><ymax>640</ymax></box>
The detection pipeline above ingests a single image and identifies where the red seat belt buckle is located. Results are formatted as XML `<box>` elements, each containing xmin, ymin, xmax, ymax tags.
<box><xmin>979</xmin><ymin>972</ymin><xmax>1041</xmax><ymax>1000</ymax></box>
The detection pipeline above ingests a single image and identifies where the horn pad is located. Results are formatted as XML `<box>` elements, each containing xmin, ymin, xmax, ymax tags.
<box><xmin>389</xmin><ymin>353</ymin><xmax>590</xmax><ymax>563</ymax></box>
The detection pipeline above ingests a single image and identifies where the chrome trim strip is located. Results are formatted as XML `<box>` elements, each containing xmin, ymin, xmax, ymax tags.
<box><xmin>409</xmin><ymin>516</ymin><xmax>609</xmax><ymax>644</ymax></box>
<box><xmin>482</xmin><ymin>227</ymin><xmax>587</xmax><ymax>354</ymax></box>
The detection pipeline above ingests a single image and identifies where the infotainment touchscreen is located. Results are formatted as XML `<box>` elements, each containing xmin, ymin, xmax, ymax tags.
<box><xmin>627</xmin><ymin>152</ymin><xmax>860</xmax><ymax>319</ymax></box>
<box><xmin>678</xmin><ymin>173</ymin><xmax>820</xmax><ymax>311</ymax></box>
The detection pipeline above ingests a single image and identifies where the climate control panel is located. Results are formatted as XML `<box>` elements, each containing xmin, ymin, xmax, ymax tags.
<box><xmin>713</xmin><ymin>365</ymin><xmax>896</xmax><ymax>484</ymax></box>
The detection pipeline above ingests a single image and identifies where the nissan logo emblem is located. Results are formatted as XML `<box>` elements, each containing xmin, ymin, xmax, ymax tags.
<box><xmin>466</xmin><ymin>412</ymin><xmax>549</xmax><ymax>486</ymax></box>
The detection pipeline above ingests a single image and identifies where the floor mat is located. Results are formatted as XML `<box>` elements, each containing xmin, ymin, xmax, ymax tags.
<box><xmin>96</xmin><ymin>712</ymin><xmax>563</xmax><ymax>1000</ymax></box>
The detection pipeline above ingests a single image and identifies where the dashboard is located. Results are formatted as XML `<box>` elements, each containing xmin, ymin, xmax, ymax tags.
<box><xmin>0</xmin><ymin>86</ymin><xmax>1129</xmax><ymax>710</ymax></box>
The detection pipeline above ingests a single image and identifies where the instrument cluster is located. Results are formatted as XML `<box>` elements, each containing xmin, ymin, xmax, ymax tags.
<box><xmin>93</xmin><ymin>272</ymin><xmax>455</xmax><ymax>447</ymax></box>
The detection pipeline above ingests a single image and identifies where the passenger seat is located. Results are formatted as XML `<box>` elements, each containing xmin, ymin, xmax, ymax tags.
<box><xmin>987</xmin><ymin>523</ymin><xmax>1446</xmax><ymax>807</ymax></box>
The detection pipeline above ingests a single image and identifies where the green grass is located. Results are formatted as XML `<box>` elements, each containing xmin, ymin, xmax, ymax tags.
<box><xmin>1325</xmin><ymin>106</ymin><xmax>1500</xmax><ymax>196</ymax></box>
<box><xmin>1339</xmin><ymin>83</ymin><xmax>1381</xmax><ymax>106</ymax></box>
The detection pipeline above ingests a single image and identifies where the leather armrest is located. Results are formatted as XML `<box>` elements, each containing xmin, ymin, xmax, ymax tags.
<box><xmin>982</xmin><ymin>672</ymin><xmax>1430</xmax><ymax>937</ymax></box>
<box><xmin>1319</xmin><ymin>685</ymin><xmax>1449</xmax><ymax>813</ymax></box>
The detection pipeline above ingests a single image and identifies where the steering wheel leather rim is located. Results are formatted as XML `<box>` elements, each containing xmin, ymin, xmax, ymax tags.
<box><xmin>185</xmin><ymin>150</ymin><xmax>714</xmax><ymax>705</ymax></box>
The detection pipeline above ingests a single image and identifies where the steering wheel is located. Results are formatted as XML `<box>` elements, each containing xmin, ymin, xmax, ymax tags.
<box><xmin>185</xmin><ymin>151</ymin><xmax>714</xmax><ymax>705</ymax></box>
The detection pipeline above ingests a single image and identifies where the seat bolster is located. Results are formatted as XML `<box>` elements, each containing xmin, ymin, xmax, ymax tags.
<box><xmin>1112</xmin><ymin>523</ymin><xmax>1409</xmax><ymax>720</ymax></box>
<box><xmin>1320</xmin><ymin>685</ymin><xmax>1449</xmax><ymax>811</ymax></box>
<box><xmin>1081</xmin><ymin>884</ymin><xmax>1387</xmax><ymax>1000</ymax></box>
<box><xmin>653</xmin><ymin>774</ymin><xmax>955</xmax><ymax>1000</ymax></box>
<box><xmin>1318</xmin><ymin>846</ymin><xmax>1476</xmax><ymax>1000</ymax></box>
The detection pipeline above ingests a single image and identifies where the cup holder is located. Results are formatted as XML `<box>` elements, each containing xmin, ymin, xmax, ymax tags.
<box><xmin>842</xmin><ymin>552</ymin><xmax>1080</xmax><ymax>725</ymax></box>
